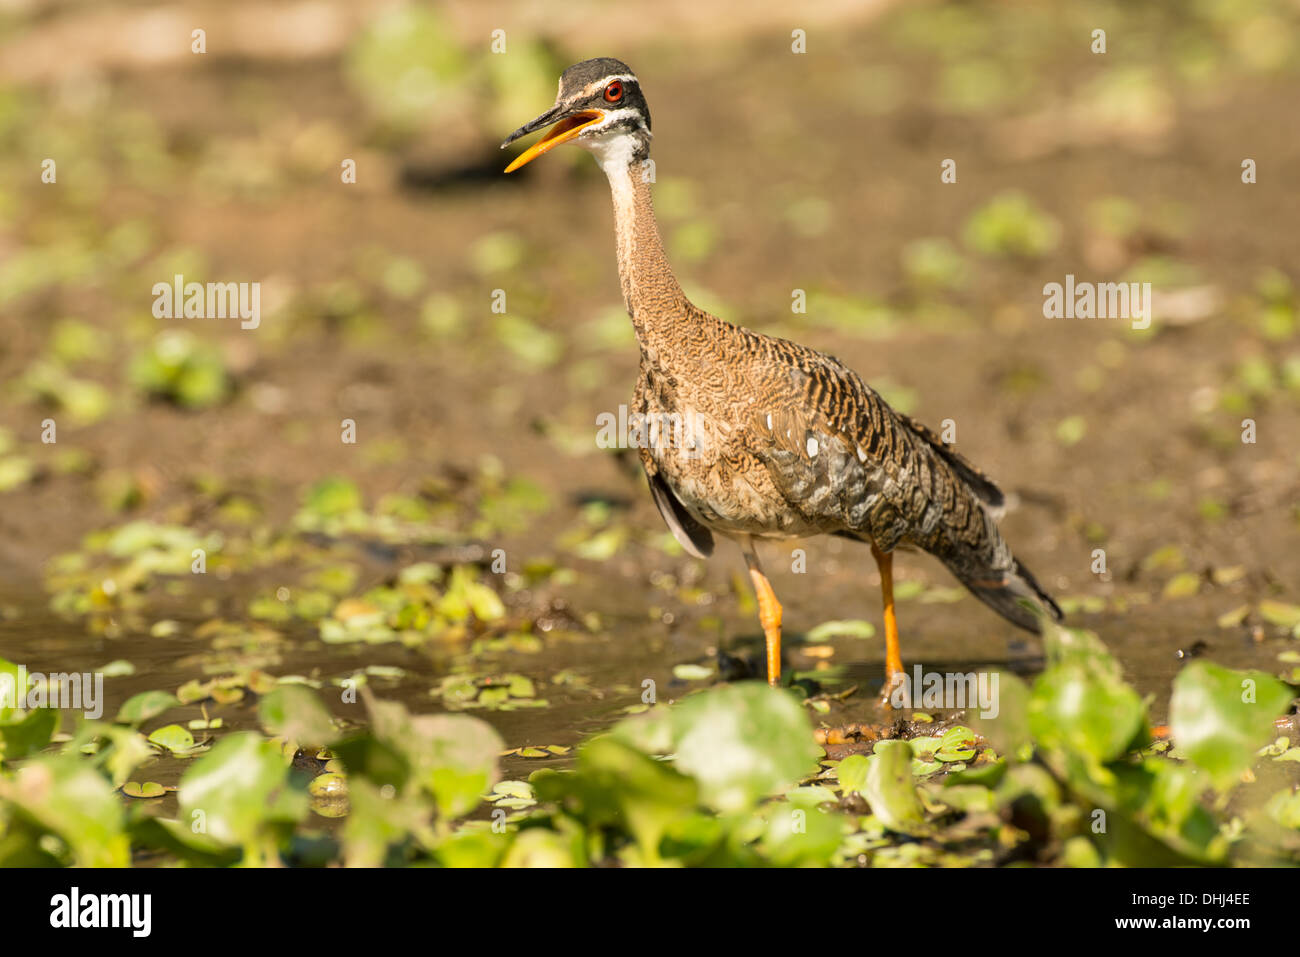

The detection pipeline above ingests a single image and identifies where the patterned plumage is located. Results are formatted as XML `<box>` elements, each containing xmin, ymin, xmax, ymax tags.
<box><xmin>503</xmin><ymin>58</ymin><xmax>1062</xmax><ymax>696</ymax></box>
<box><xmin>634</xmin><ymin>314</ymin><xmax>1061</xmax><ymax>629</ymax></box>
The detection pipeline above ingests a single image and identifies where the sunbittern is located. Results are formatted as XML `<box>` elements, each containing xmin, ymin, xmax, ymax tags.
<box><xmin>502</xmin><ymin>58</ymin><xmax>1063</xmax><ymax>699</ymax></box>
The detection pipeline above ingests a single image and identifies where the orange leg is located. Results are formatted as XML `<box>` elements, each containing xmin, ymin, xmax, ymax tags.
<box><xmin>871</xmin><ymin>544</ymin><xmax>909</xmax><ymax>706</ymax></box>
<box><xmin>742</xmin><ymin>539</ymin><xmax>782</xmax><ymax>687</ymax></box>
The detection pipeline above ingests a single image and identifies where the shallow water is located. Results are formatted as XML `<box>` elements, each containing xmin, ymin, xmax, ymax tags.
<box><xmin>4</xmin><ymin>553</ymin><xmax>1292</xmax><ymax>800</ymax></box>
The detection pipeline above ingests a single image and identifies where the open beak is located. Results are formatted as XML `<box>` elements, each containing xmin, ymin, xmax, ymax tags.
<box><xmin>501</xmin><ymin>107</ymin><xmax>605</xmax><ymax>173</ymax></box>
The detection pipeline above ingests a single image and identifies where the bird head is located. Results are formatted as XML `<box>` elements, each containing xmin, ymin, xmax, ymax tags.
<box><xmin>501</xmin><ymin>57</ymin><xmax>651</xmax><ymax>173</ymax></box>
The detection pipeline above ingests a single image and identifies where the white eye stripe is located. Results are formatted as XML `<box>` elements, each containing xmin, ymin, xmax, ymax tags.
<box><xmin>578</xmin><ymin>74</ymin><xmax>638</xmax><ymax>98</ymax></box>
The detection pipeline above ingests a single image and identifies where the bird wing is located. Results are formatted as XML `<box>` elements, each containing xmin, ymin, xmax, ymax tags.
<box><xmin>634</xmin><ymin>367</ymin><xmax>715</xmax><ymax>558</ymax></box>
<box><xmin>643</xmin><ymin>455</ymin><xmax>715</xmax><ymax>558</ymax></box>
<box><xmin>742</xmin><ymin>333</ymin><xmax>1060</xmax><ymax>630</ymax></box>
<box><xmin>740</xmin><ymin>337</ymin><xmax>943</xmax><ymax>552</ymax></box>
<box><xmin>893</xmin><ymin>411</ymin><xmax>1006</xmax><ymax>516</ymax></box>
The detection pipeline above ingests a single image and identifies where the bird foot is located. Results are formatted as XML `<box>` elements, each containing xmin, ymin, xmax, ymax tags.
<box><xmin>878</xmin><ymin>670</ymin><xmax>911</xmax><ymax>710</ymax></box>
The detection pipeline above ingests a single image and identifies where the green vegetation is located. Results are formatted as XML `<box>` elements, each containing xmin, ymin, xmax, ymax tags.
<box><xmin>0</xmin><ymin>619</ymin><xmax>1294</xmax><ymax>867</ymax></box>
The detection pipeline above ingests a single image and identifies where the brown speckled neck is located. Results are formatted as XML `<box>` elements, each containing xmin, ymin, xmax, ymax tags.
<box><xmin>598</xmin><ymin>151</ymin><xmax>691</xmax><ymax>353</ymax></box>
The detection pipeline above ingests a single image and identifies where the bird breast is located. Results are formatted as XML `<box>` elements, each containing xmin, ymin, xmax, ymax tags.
<box><xmin>637</xmin><ymin>392</ymin><xmax>821</xmax><ymax>540</ymax></box>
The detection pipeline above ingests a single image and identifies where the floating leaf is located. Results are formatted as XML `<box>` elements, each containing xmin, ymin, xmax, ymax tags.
<box><xmin>302</xmin><ymin>477</ymin><xmax>362</xmax><ymax>519</ymax></box>
<box><xmin>1169</xmin><ymin>661</ymin><xmax>1295</xmax><ymax>791</ymax></box>
<box><xmin>179</xmin><ymin>732</ymin><xmax>307</xmax><ymax>851</ymax></box>
<box><xmin>862</xmin><ymin>741</ymin><xmax>926</xmax><ymax>834</ymax></box>
<box><xmin>147</xmin><ymin>724</ymin><xmax>196</xmax><ymax>754</ymax></box>
<box><xmin>1029</xmin><ymin>634</ymin><xmax>1144</xmax><ymax>765</ymax></box>
<box><xmin>1055</xmin><ymin>415</ymin><xmax>1087</xmax><ymax>447</ymax></box>
<box><xmin>936</xmin><ymin>726</ymin><xmax>978</xmax><ymax>762</ymax></box>
<box><xmin>122</xmin><ymin>781</ymin><xmax>165</xmax><ymax>799</ymax></box>
<box><xmin>805</xmin><ymin>619</ymin><xmax>876</xmax><ymax>642</ymax></box>
<box><xmin>672</xmin><ymin>663</ymin><xmax>714</xmax><ymax>681</ymax></box>
<box><xmin>1217</xmin><ymin>604</ymin><xmax>1250</xmax><ymax>629</ymax></box>
<box><xmin>116</xmin><ymin>690</ymin><xmax>180</xmax><ymax>726</ymax></box>
<box><xmin>1163</xmin><ymin>572</ymin><xmax>1201</xmax><ymax>599</ymax></box>
<box><xmin>1259</xmin><ymin>601</ymin><xmax>1300</xmax><ymax>630</ymax></box>
<box><xmin>1141</xmin><ymin>545</ymin><xmax>1186</xmax><ymax>574</ymax></box>
<box><xmin>259</xmin><ymin>686</ymin><xmax>337</xmax><ymax>747</ymax></box>
<box><xmin>366</xmin><ymin>696</ymin><xmax>503</xmax><ymax>820</ymax></box>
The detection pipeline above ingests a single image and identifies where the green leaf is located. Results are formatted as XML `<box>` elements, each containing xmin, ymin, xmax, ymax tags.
<box><xmin>1141</xmin><ymin>544</ymin><xmax>1186</xmax><ymax>574</ymax></box>
<box><xmin>100</xmin><ymin>659</ymin><xmax>136</xmax><ymax>678</ymax></box>
<box><xmin>365</xmin><ymin>694</ymin><xmax>502</xmax><ymax>819</ymax></box>
<box><xmin>1266</xmin><ymin>788</ymin><xmax>1300</xmax><ymax>830</ymax></box>
<box><xmin>434</xmin><ymin>828</ymin><xmax>509</xmax><ymax>868</ymax></box>
<box><xmin>1055</xmin><ymin>415</ymin><xmax>1087</xmax><ymax>447</ymax></box>
<box><xmin>1259</xmin><ymin>600</ymin><xmax>1300</xmax><ymax>629</ymax></box>
<box><xmin>302</xmin><ymin>477</ymin><xmax>362</xmax><ymax>519</ymax></box>
<box><xmin>805</xmin><ymin>619</ymin><xmax>876</xmax><ymax>642</ymax></box>
<box><xmin>420</xmin><ymin>717</ymin><xmax>503</xmax><ymax>818</ymax></box>
<box><xmin>147</xmin><ymin>724</ymin><xmax>196</xmax><ymax>754</ymax></box>
<box><xmin>1169</xmin><ymin>661</ymin><xmax>1296</xmax><ymax>790</ymax></box>
<box><xmin>1029</xmin><ymin>627</ymin><xmax>1144</xmax><ymax>764</ymax></box>
<box><xmin>667</xmin><ymin>684</ymin><xmax>820</xmax><ymax>813</ymax></box>
<box><xmin>179</xmin><ymin>732</ymin><xmax>307</xmax><ymax>850</ymax></box>
<box><xmin>836</xmin><ymin>754</ymin><xmax>870</xmax><ymax>794</ymax></box>
<box><xmin>115</xmin><ymin>690</ymin><xmax>180</xmax><ymax>726</ymax></box>
<box><xmin>761</xmin><ymin>803</ymin><xmax>845</xmax><ymax>866</ymax></box>
<box><xmin>1162</xmin><ymin>572</ymin><xmax>1201</xmax><ymax>599</ymax></box>
<box><xmin>1029</xmin><ymin>661</ymin><xmax>1144</xmax><ymax>764</ymax></box>
<box><xmin>907</xmin><ymin>736</ymin><xmax>944</xmax><ymax>776</ymax></box>
<box><xmin>577</xmin><ymin>735</ymin><xmax>697</xmax><ymax>864</ymax></box>
<box><xmin>123</xmin><ymin>781</ymin><xmax>166</xmax><ymax>798</ymax></box>
<box><xmin>501</xmin><ymin>828</ymin><xmax>578</xmax><ymax>868</ymax></box>
<box><xmin>936</xmin><ymin>725</ymin><xmax>978</xmax><ymax>762</ymax></box>
<box><xmin>1217</xmin><ymin>604</ymin><xmax>1250</xmax><ymax>629</ymax></box>
<box><xmin>332</xmin><ymin>734</ymin><xmax>410</xmax><ymax>791</ymax></box>
<box><xmin>962</xmin><ymin>191</ymin><xmax>1061</xmax><ymax>259</ymax></box>
<box><xmin>973</xmin><ymin>671</ymin><xmax>1031</xmax><ymax>757</ymax></box>
<box><xmin>0</xmin><ymin>758</ymin><xmax>130</xmax><ymax>866</ymax></box>
<box><xmin>127</xmin><ymin>331</ymin><xmax>230</xmax><ymax>409</ymax></box>
<box><xmin>258</xmin><ymin>685</ymin><xmax>337</xmax><ymax>746</ymax></box>
<box><xmin>672</xmin><ymin>663</ymin><xmax>714</xmax><ymax>681</ymax></box>
<box><xmin>862</xmin><ymin>740</ymin><xmax>926</xmax><ymax>834</ymax></box>
<box><xmin>506</xmin><ymin>674</ymin><xmax>535</xmax><ymax>698</ymax></box>
<box><xmin>0</xmin><ymin>705</ymin><xmax>59</xmax><ymax>760</ymax></box>
<box><xmin>340</xmin><ymin>778</ymin><xmax>426</xmax><ymax>867</ymax></box>
<box><xmin>95</xmin><ymin>726</ymin><xmax>154</xmax><ymax>788</ymax></box>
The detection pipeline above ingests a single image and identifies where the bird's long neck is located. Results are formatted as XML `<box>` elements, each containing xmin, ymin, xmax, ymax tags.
<box><xmin>592</xmin><ymin>141</ymin><xmax>689</xmax><ymax>352</ymax></box>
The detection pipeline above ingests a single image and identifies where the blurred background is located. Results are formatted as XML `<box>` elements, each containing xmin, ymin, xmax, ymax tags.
<box><xmin>0</xmin><ymin>0</ymin><xmax>1298</xmax><ymax>745</ymax></box>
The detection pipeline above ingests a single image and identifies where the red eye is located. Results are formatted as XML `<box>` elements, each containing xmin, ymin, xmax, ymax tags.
<box><xmin>604</xmin><ymin>81</ymin><xmax>623</xmax><ymax>103</ymax></box>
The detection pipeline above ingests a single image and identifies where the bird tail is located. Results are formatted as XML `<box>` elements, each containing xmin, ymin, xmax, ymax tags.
<box><xmin>946</xmin><ymin>551</ymin><xmax>1063</xmax><ymax>634</ymax></box>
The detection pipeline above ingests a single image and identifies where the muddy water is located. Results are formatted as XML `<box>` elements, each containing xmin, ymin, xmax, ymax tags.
<box><xmin>3</xmin><ymin>539</ymin><xmax>1292</xmax><ymax>800</ymax></box>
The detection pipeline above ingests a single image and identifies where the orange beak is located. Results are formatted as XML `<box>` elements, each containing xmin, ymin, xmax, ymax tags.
<box><xmin>502</xmin><ymin>109</ymin><xmax>605</xmax><ymax>173</ymax></box>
